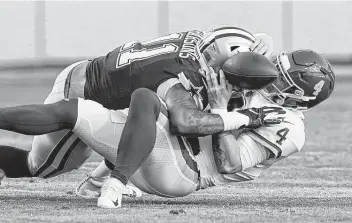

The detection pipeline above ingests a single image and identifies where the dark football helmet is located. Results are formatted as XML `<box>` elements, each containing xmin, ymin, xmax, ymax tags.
<box><xmin>261</xmin><ymin>49</ymin><xmax>335</xmax><ymax>110</ymax></box>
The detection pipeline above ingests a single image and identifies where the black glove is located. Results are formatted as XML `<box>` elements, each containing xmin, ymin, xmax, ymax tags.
<box><xmin>237</xmin><ymin>106</ymin><xmax>285</xmax><ymax>129</ymax></box>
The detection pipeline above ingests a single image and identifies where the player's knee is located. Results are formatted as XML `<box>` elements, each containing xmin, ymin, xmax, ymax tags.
<box><xmin>130</xmin><ymin>88</ymin><xmax>161</xmax><ymax>118</ymax></box>
<box><xmin>131</xmin><ymin>88</ymin><xmax>159</xmax><ymax>107</ymax></box>
<box><xmin>53</xmin><ymin>99</ymin><xmax>79</xmax><ymax>129</ymax></box>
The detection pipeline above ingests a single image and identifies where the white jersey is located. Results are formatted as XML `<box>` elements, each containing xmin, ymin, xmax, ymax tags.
<box><xmin>196</xmin><ymin>92</ymin><xmax>305</xmax><ymax>189</ymax></box>
<box><xmin>67</xmin><ymin>90</ymin><xmax>304</xmax><ymax>196</ymax></box>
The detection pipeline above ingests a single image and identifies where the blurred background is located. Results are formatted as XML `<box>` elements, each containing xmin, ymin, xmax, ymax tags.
<box><xmin>0</xmin><ymin>0</ymin><xmax>350</xmax><ymax>148</ymax></box>
<box><xmin>1</xmin><ymin>1</ymin><xmax>352</xmax><ymax>64</ymax></box>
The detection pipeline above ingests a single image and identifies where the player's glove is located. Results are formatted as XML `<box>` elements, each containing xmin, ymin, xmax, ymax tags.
<box><xmin>237</xmin><ymin>106</ymin><xmax>284</xmax><ymax>129</ymax></box>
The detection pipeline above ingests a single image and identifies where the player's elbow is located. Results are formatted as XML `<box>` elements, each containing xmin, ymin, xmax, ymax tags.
<box><xmin>169</xmin><ymin>116</ymin><xmax>191</xmax><ymax>135</ymax></box>
<box><xmin>168</xmin><ymin>108</ymin><xmax>192</xmax><ymax>135</ymax></box>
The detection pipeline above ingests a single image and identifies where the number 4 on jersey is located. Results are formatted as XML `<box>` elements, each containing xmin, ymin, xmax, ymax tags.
<box><xmin>276</xmin><ymin>128</ymin><xmax>289</xmax><ymax>145</ymax></box>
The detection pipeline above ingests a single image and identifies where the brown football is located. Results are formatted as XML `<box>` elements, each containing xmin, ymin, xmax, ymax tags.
<box><xmin>221</xmin><ymin>52</ymin><xmax>279</xmax><ymax>90</ymax></box>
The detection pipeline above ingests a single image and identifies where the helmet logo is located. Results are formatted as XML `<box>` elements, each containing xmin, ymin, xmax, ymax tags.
<box><xmin>312</xmin><ymin>80</ymin><xmax>325</xmax><ymax>96</ymax></box>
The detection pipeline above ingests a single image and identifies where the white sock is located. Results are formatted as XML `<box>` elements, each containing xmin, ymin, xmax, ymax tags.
<box><xmin>91</xmin><ymin>160</ymin><xmax>111</xmax><ymax>178</ymax></box>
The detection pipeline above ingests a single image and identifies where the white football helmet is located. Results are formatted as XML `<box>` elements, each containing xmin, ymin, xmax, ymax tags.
<box><xmin>197</xmin><ymin>25</ymin><xmax>255</xmax><ymax>71</ymax></box>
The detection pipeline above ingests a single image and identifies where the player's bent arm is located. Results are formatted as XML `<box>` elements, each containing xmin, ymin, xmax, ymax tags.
<box><xmin>212</xmin><ymin>131</ymin><xmax>271</xmax><ymax>174</ymax></box>
<box><xmin>165</xmin><ymin>83</ymin><xmax>225</xmax><ymax>136</ymax></box>
<box><xmin>212</xmin><ymin>132</ymin><xmax>242</xmax><ymax>174</ymax></box>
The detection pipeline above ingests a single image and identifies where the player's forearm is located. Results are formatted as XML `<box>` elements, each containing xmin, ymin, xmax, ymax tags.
<box><xmin>165</xmin><ymin>83</ymin><xmax>225</xmax><ymax>136</ymax></box>
<box><xmin>168</xmin><ymin>107</ymin><xmax>224</xmax><ymax>136</ymax></box>
<box><xmin>212</xmin><ymin>132</ymin><xmax>242</xmax><ymax>174</ymax></box>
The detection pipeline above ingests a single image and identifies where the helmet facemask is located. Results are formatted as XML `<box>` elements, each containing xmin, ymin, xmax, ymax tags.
<box><xmin>201</xmin><ymin>42</ymin><xmax>223</xmax><ymax>70</ymax></box>
<box><xmin>260</xmin><ymin>52</ymin><xmax>317</xmax><ymax>110</ymax></box>
<box><xmin>197</xmin><ymin>31</ymin><xmax>253</xmax><ymax>75</ymax></box>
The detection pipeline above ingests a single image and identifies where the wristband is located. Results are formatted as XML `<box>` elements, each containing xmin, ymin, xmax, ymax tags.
<box><xmin>210</xmin><ymin>109</ymin><xmax>227</xmax><ymax>115</ymax></box>
<box><xmin>214</xmin><ymin>111</ymin><xmax>250</xmax><ymax>131</ymax></box>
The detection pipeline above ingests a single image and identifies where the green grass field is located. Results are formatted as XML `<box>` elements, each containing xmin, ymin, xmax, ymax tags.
<box><xmin>0</xmin><ymin>68</ymin><xmax>352</xmax><ymax>222</ymax></box>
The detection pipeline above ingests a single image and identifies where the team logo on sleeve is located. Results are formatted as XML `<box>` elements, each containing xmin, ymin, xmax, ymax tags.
<box><xmin>178</xmin><ymin>72</ymin><xmax>205</xmax><ymax>110</ymax></box>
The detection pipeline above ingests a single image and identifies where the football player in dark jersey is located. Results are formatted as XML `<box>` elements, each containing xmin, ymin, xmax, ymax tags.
<box><xmin>0</xmin><ymin>26</ymin><xmax>273</xmax><ymax>191</ymax></box>
<box><xmin>0</xmin><ymin>52</ymin><xmax>282</xmax><ymax>205</ymax></box>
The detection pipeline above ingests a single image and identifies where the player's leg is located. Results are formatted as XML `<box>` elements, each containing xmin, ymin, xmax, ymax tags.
<box><xmin>129</xmin><ymin>115</ymin><xmax>199</xmax><ymax>198</ymax></box>
<box><xmin>0</xmin><ymin>62</ymin><xmax>79</xmax><ymax>179</ymax></box>
<box><xmin>0</xmin><ymin>99</ymin><xmax>78</xmax><ymax>177</ymax></box>
<box><xmin>75</xmin><ymin>160</ymin><xmax>111</xmax><ymax>198</ymax></box>
<box><xmin>79</xmin><ymin>85</ymin><xmax>161</xmax><ymax>186</ymax></box>
<box><xmin>0</xmin><ymin>100</ymin><xmax>77</xmax><ymax>135</ymax></box>
<box><xmin>112</xmin><ymin>88</ymin><xmax>162</xmax><ymax>182</ymax></box>
<box><xmin>0</xmin><ymin>97</ymin><xmax>140</xmax><ymax>196</ymax></box>
<box><xmin>28</xmin><ymin>61</ymin><xmax>93</xmax><ymax>178</ymax></box>
<box><xmin>0</xmin><ymin>63</ymin><xmax>74</xmax><ymax>179</ymax></box>
<box><xmin>71</xmin><ymin>92</ymin><xmax>198</xmax><ymax>200</ymax></box>
<box><xmin>0</xmin><ymin>145</ymin><xmax>32</xmax><ymax>178</ymax></box>
<box><xmin>97</xmin><ymin>88</ymin><xmax>161</xmax><ymax>208</ymax></box>
<box><xmin>66</xmin><ymin>98</ymin><xmax>144</xmax><ymax>198</ymax></box>
<box><xmin>0</xmin><ymin>61</ymin><xmax>91</xmax><ymax>180</ymax></box>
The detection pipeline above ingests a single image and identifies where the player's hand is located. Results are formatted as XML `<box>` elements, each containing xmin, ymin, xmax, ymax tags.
<box><xmin>237</xmin><ymin>106</ymin><xmax>285</xmax><ymax>129</ymax></box>
<box><xmin>250</xmin><ymin>33</ymin><xmax>274</xmax><ymax>59</ymax></box>
<box><xmin>206</xmin><ymin>67</ymin><xmax>233</xmax><ymax>109</ymax></box>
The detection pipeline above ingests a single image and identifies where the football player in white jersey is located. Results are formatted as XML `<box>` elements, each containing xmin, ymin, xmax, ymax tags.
<box><xmin>0</xmin><ymin>49</ymin><xmax>334</xmax><ymax>208</ymax></box>
<box><xmin>196</xmin><ymin>49</ymin><xmax>335</xmax><ymax>188</ymax></box>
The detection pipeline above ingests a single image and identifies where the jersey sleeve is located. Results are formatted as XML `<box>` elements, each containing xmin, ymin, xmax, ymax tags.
<box><xmin>219</xmin><ymin>132</ymin><xmax>289</xmax><ymax>183</ymax></box>
<box><xmin>236</xmin><ymin>134</ymin><xmax>272</xmax><ymax>170</ymax></box>
<box><xmin>246</xmin><ymin>109</ymin><xmax>306</xmax><ymax>158</ymax></box>
<box><xmin>225</xmin><ymin>156</ymin><xmax>286</xmax><ymax>182</ymax></box>
<box><xmin>153</xmin><ymin>65</ymin><xmax>208</xmax><ymax>110</ymax></box>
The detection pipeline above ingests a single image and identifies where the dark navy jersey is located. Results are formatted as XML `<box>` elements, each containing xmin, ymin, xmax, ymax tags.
<box><xmin>85</xmin><ymin>31</ymin><xmax>209</xmax><ymax>110</ymax></box>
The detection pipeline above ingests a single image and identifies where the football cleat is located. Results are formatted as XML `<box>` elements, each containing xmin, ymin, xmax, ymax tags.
<box><xmin>125</xmin><ymin>184</ymin><xmax>143</xmax><ymax>198</ymax></box>
<box><xmin>0</xmin><ymin>169</ymin><xmax>5</xmax><ymax>185</ymax></box>
<box><xmin>76</xmin><ymin>173</ymin><xmax>142</xmax><ymax>199</ymax></box>
<box><xmin>97</xmin><ymin>177</ymin><xmax>131</xmax><ymax>208</ymax></box>
<box><xmin>75</xmin><ymin>173</ymin><xmax>106</xmax><ymax>198</ymax></box>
